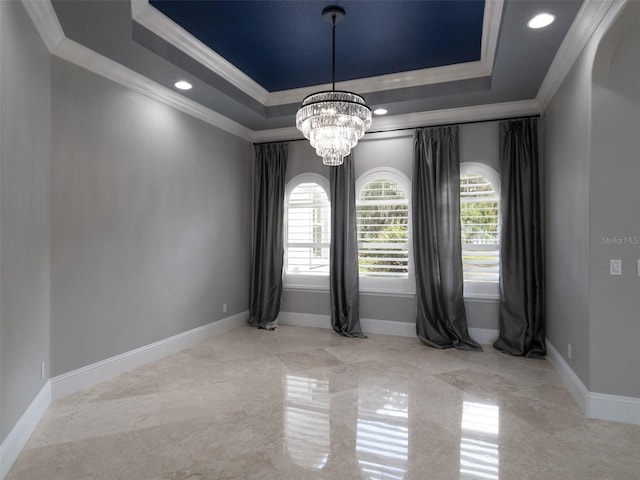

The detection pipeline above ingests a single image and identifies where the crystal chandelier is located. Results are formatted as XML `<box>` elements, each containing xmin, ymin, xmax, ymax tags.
<box><xmin>296</xmin><ymin>6</ymin><xmax>372</xmax><ymax>166</ymax></box>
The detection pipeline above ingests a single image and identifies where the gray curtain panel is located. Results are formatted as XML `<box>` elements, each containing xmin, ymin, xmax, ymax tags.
<box><xmin>413</xmin><ymin>126</ymin><xmax>481</xmax><ymax>351</ymax></box>
<box><xmin>249</xmin><ymin>143</ymin><xmax>288</xmax><ymax>330</ymax></box>
<box><xmin>330</xmin><ymin>154</ymin><xmax>366</xmax><ymax>338</ymax></box>
<box><xmin>494</xmin><ymin>118</ymin><xmax>546</xmax><ymax>357</ymax></box>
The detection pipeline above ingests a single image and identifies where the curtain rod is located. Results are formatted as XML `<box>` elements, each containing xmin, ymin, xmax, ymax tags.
<box><xmin>253</xmin><ymin>113</ymin><xmax>541</xmax><ymax>146</ymax></box>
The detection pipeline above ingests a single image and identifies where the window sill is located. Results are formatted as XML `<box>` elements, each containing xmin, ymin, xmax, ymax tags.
<box><xmin>359</xmin><ymin>289</ymin><xmax>415</xmax><ymax>298</ymax></box>
<box><xmin>463</xmin><ymin>280</ymin><xmax>498</xmax><ymax>300</ymax></box>
<box><xmin>283</xmin><ymin>285</ymin><xmax>330</xmax><ymax>294</ymax></box>
<box><xmin>463</xmin><ymin>294</ymin><xmax>499</xmax><ymax>303</ymax></box>
<box><xmin>283</xmin><ymin>286</ymin><xmax>416</xmax><ymax>298</ymax></box>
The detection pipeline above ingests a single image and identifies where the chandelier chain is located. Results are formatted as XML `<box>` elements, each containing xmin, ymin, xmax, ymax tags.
<box><xmin>332</xmin><ymin>12</ymin><xmax>336</xmax><ymax>91</ymax></box>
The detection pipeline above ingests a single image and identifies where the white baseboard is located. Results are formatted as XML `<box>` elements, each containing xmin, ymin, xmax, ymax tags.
<box><xmin>277</xmin><ymin>311</ymin><xmax>499</xmax><ymax>345</ymax></box>
<box><xmin>51</xmin><ymin>311</ymin><xmax>248</xmax><ymax>400</ymax></box>
<box><xmin>545</xmin><ymin>340</ymin><xmax>590</xmax><ymax>413</ymax></box>
<box><xmin>469</xmin><ymin>327</ymin><xmax>500</xmax><ymax>345</ymax></box>
<box><xmin>589</xmin><ymin>391</ymin><xmax>640</xmax><ymax>425</ymax></box>
<box><xmin>1</xmin><ymin>382</ymin><xmax>52</xmax><ymax>479</ymax></box>
<box><xmin>277</xmin><ymin>312</ymin><xmax>331</xmax><ymax>330</ymax></box>
<box><xmin>362</xmin><ymin>317</ymin><xmax>415</xmax><ymax>337</ymax></box>
<box><xmin>546</xmin><ymin>340</ymin><xmax>640</xmax><ymax>425</ymax></box>
<box><xmin>1</xmin><ymin>312</ymin><xmax>248</xmax><ymax>479</ymax></box>
<box><xmin>278</xmin><ymin>311</ymin><xmax>415</xmax><ymax>337</ymax></box>
<box><xmin>278</xmin><ymin>315</ymin><xmax>640</xmax><ymax>424</ymax></box>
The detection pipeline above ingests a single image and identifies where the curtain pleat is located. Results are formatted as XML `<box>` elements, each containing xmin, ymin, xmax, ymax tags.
<box><xmin>413</xmin><ymin>126</ymin><xmax>481</xmax><ymax>351</ymax></box>
<box><xmin>249</xmin><ymin>143</ymin><xmax>288</xmax><ymax>330</ymax></box>
<box><xmin>330</xmin><ymin>155</ymin><xmax>366</xmax><ymax>338</ymax></box>
<box><xmin>494</xmin><ymin>119</ymin><xmax>546</xmax><ymax>357</ymax></box>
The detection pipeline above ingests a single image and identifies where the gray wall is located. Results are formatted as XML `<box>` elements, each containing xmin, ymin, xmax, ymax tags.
<box><xmin>544</xmin><ymin>40</ymin><xmax>593</xmax><ymax>386</ymax></box>
<box><xmin>282</xmin><ymin>122</ymin><xmax>501</xmax><ymax>331</ymax></box>
<box><xmin>50</xmin><ymin>59</ymin><xmax>252</xmax><ymax>375</ymax></box>
<box><xmin>545</xmin><ymin>1</ymin><xmax>640</xmax><ymax>398</ymax></box>
<box><xmin>589</xmin><ymin>2</ymin><xmax>640</xmax><ymax>397</ymax></box>
<box><xmin>0</xmin><ymin>1</ymin><xmax>52</xmax><ymax>441</ymax></box>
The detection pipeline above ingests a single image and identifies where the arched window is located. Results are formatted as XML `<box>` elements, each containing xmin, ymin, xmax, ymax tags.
<box><xmin>460</xmin><ymin>162</ymin><xmax>500</xmax><ymax>298</ymax></box>
<box><xmin>284</xmin><ymin>174</ymin><xmax>331</xmax><ymax>288</ymax></box>
<box><xmin>356</xmin><ymin>168</ymin><xmax>413</xmax><ymax>294</ymax></box>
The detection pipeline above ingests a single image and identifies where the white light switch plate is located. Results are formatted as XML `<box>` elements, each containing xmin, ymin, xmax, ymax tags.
<box><xmin>610</xmin><ymin>259</ymin><xmax>622</xmax><ymax>276</ymax></box>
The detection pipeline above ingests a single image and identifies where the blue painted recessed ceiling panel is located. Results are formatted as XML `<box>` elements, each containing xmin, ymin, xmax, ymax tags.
<box><xmin>51</xmin><ymin>0</ymin><xmax>584</xmax><ymax>132</ymax></box>
<box><xmin>150</xmin><ymin>0</ymin><xmax>485</xmax><ymax>92</ymax></box>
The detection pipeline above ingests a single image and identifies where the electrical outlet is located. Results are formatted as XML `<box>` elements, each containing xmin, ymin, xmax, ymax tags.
<box><xmin>41</xmin><ymin>361</ymin><xmax>45</xmax><ymax>380</ymax></box>
<box><xmin>567</xmin><ymin>344</ymin><xmax>572</xmax><ymax>360</ymax></box>
<box><xmin>223</xmin><ymin>303</ymin><xmax>228</xmax><ymax>313</ymax></box>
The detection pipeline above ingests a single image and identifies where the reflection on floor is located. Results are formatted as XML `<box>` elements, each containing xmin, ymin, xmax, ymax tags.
<box><xmin>357</xmin><ymin>390</ymin><xmax>409</xmax><ymax>479</ymax></box>
<box><xmin>7</xmin><ymin>325</ymin><xmax>640</xmax><ymax>479</ymax></box>
<box><xmin>285</xmin><ymin>374</ymin><xmax>330</xmax><ymax>470</ymax></box>
<box><xmin>460</xmin><ymin>402</ymin><xmax>499</xmax><ymax>480</ymax></box>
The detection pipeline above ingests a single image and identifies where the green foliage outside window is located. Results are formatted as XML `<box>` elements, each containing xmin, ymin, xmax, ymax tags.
<box><xmin>460</xmin><ymin>173</ymin><xmax>499</xmax><ymax>282</ymax></box>
<box><xmin>357</xmin><ymin>180</ymin><xmax>409</xmax><ymax>277</ymax></box>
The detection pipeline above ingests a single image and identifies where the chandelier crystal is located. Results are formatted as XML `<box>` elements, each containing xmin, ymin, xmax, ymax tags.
<box><xmin>296</xmin><ymin>90</ymin><xmax>371</xmax><ymax>166</ymax></box>
<box><xmin>295</xmin><ymin>7</ymin><xmax>372</xmax><ymax>166</ymax></box>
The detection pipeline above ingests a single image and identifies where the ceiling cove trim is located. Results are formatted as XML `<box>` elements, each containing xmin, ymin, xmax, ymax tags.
<box><xmin>536</xmin><ymin>0</ymin><xmax>627</xmax><ymax>109</ymax></box>
<box><xmin>266</xmin><ymin>60</ymin><xmax>491</xmax><ymax>107</ymax></box>
<box><xmin>480</xmin><ymin>0</ymin><xmax>502</xmax><ymax>73</ymax></box>
<box><xmin>251</xmin><ymin>99</ymin><xmax>541</xmax><ymax>143</ymax></box>
<box><xmin>131</xmin><ymin>0</ymin><xmax>503</xmax><ymax>108</ymax></box>
<box><xmin>55</xmin><ymin>39</ymin><xmax>253</xmax><ymax>140</ymax></box>
<box><xmin>21</xmin><ymin>0</ymin><xmax>65</xmax><ymax>51</ymax></box>
<box><xmin>21</xmin><ymin>0</ymin><xmax>252</xmax><ymax>141</ymax></box>
<box><xmin>131</xmin><ymin>0</ymin><xmax>270</xmax><ymax>105</ymax></box>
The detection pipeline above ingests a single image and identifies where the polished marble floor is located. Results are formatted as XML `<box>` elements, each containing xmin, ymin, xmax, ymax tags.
<box><xmin>7</xmin><ymin>325</ymin><xmax>640</xmax><ymax>479</ymax></box>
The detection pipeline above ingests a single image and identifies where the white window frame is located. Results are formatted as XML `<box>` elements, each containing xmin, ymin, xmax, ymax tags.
<box><xmin>283</xmin><ymin>173</ymin><xmax>331</xmax><ymax>290</ymax></box>
<box><xmin>356</xmin><ymin>167</ymin><xmax>414</xmax><ymax>295</ymax></box>
<box><xmin>460</xmin><ymin>162</ymin><xmax>500</xmax><ymax>300</ymax></box>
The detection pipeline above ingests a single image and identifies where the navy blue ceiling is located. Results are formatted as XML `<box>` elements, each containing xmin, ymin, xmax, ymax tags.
<box><xmin>150</xmin><ymin>0</ymin><xmax>485</xmax><ymax>92</ymax></box>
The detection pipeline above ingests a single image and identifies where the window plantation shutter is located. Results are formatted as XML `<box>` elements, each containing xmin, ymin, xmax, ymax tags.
<box><xmin>357</xmin><ymin>179</ymin><xmax>409</xmax><ymax>278</ymax></box>
<box><xmin>286</xmin><ymin>182</ymin><xmax>331</xmax><ymax>275</ymax></box>
<box><xmin>460</xmin><ymin>172</ymin><xmax>500</xmax><ymax>282</ymax></box>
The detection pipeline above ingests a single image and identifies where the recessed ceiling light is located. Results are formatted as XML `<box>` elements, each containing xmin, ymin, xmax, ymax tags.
<box><xmin>527</xmin><ymin>13</ymin><xmax>555</xmax><ymax>29</ymax></box>
<box><xmin>373</xmin><ymin>108</ymin><xmax>388</xmax><ymax>115</ymax></box>
<box><xmin>174</xmin><ymin>80</ymin><xmax>192</xmax><ymax>90</ymax></box>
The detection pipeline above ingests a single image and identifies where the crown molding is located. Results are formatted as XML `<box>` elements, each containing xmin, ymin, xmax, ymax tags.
<box><xmin>266</xmin><ymin>60</ymin><xmax>492</xmax><ymax>107</ymax></box>
<box><xmin>536</xmin><ymin>0</ymin><xmax>627</xmax><ymax>109</ymax></box>
<box><xmin>252</xmin><ymin>126</ymin><xmax>302</xmax><ymax>144</ymax></box>
<box><xmin>21</xmin><ymin>0</ymin><xmax>252</xmax><ymax>141</ymax></box>
<box><xmin>23</xmin><ymin>0</ymin><xmax>534</xmax><ymax>146</ymax></box>
<box><xmin>55</xmin><ymin>39</ymin><xmax>253</xmax><ymax>140</ymax></box>
<box><xmin>131</xmin><ymin>0</ymin><xmax>270</xmax><ymax>105</ymax></box>
<box><xmin>21</xmin><ymin>0</ymin><xmax>64</xmax><ymax>51</ymax></box>
<box><xmin>131</xmin><ymin>0</ymin><xmax>502</xmax><ymax>108</ymax></box>
<box><xmin>252</xmin><ymin>99</ymin><xmax>541</xmax><ymax>144</ymax></box>
<box><xmin>480</xmin><ymin>0</ymin><xmax>503</xmax><ymax>72</ymax></box>
<box><xmin>367</xmin><ymin>99</ymin><xmax>541</xmax><ymax>131</ymax></box>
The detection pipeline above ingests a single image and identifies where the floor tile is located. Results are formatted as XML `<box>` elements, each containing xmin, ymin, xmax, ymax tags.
<box><xmin>7</xmin><ymin>325</ymin><xmax>640</xmax><ymax>480</ymax></box>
